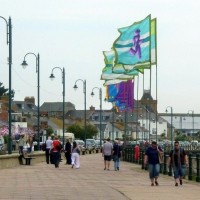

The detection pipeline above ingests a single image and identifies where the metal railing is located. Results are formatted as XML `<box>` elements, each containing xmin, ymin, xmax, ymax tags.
<box><xmin>123</xmin><ymin>145</ymin><xmax>200</xmax><ymax>182</ymax></box>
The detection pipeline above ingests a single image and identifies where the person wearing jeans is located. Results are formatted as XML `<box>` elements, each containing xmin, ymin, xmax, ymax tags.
<box><xmin>144</xmin><ymin>141</ymin><xmax>163</xmax><ymax>186</ymax></box>
<box><xmin>112</xmin><ymin>140</ymin><xmax>122</xmax><ymax>171</ymax></box>
<box><xmin>167</xmin><ymin>141</ymin><xmax>188</xmax><ymax>186</ymax></box>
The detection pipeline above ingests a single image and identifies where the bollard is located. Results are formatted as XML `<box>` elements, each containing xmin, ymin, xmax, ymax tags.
<box><xmin>196</xmin><ymin>153</ymin><xmax>200</xmax><ymax>182</ymax></box>
<box><xmin>188</xmin><ymin>153</ymin><xmax>193</xmax><ymax>180</ymax></box>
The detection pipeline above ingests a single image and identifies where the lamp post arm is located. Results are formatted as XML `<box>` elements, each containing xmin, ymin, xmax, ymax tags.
<box><xmin>23</xmin><ymin>52</ymin><xmax>38</xmax><ymax>73</ymax></box>
<box><xmin>0</xmin><ymin>16</ymin><xmax>9</xmax><ymax>44</ymax></box>
<box><xmin>51</xmin><ymin>67</ymin><xmax>63</xmax><ymax>84</ymax></box>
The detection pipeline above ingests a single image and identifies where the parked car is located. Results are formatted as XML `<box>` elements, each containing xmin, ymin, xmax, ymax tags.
<box><xmin>95</xmin><ymin>139</ymin><xmax>102</xmax><ymax>149</ymax></box>
<box><xmin>86</xmin><ymin>139</ymin><xmax>96</xmax><ymax>150</ymax></box>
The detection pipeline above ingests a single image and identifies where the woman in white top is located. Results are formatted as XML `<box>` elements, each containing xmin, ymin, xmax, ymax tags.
<box><xmin>71</xmin><ymin>141</ymin><xmax>80</xmax><ymax>169</ymax></box>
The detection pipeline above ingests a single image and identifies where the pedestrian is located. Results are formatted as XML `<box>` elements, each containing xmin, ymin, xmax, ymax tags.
<box><xmin>144</xmin><ymin>141</ymin><xmax>163</xmax><ymax>186</ymax></box>
<box><xmin>45</xmin><ymin>136</ymin><xmax>53</xmax><ymax>164</ymax></box>
<box><xmin>52</xmin><ymin>136</ymin><xmax>62</xmax><ymax>168</ymax></box>
<box><xmin>167</xmin><ymin>141</ymin><xmax>188</xmax><ymax>186</ymax></box>
<box><xmin>65</xmin><ymin>139</ymin><xmax>72</xmax><ymax>165</ymax></box>
<box><xmin>18</xmin><ymin>135</ymin><xmax>25</xmax><ymax>155</ymax></box>
<box><xmin>27</xmin><ymin>136</ymin><xmax>33</xmax><ymax>153</ymax></box>
<box><xmin>71</xmin><ymin>141</ymin><xmax>80</xmax><ymax>169</ymax></box>
<box><xmin>102</xmin><ymin>138</ymin><xmax>113</xmax><ymax>171</ymax></box>
<box><xmin>134</xmin><ymin>144</ymin><xmax>140</xmax><ymax>162</ymax></box>
<box><xmin>112</xmin><ymin>140</ymin><xmax>122</xmax><ymax>171</ymax></box>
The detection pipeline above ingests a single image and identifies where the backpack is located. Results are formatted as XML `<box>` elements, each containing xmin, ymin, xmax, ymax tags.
<box><xmin>57</xmin><ymin>143</ymin><xmax>63</xmax><ymax>151</ymax></box>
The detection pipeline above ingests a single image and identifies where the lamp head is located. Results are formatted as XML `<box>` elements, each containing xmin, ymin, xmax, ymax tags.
<box><xmin>73</xmin><ymin>84</ymin><xmax>78</xmax><ymax>90</ymax></box>
<box><xmin>49</xmin><ymin>73</ymin><xmax>55</xmax><ymax>81</ymax></box>
<box><xmin>91</xmin><ymin>91</ymin><xmax>95</xmax><ymax>97</ymax></box>
<box><xmin>165</xmin><ymin>109</ymin><xmax>168</xmax><ymax>113</ymax></box>
<box><xmin>21</xmin><ymin>60</ymin><xmax>28</xmax><ymax>69</ymax></box>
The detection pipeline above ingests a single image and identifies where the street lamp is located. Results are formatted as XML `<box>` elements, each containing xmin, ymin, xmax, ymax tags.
<box><xmin>91</xmin><ymin>87</ymin><xmax>102</xmax><ymax>147</ymax></box>
<box><xmin>104</xmin><ymin>98</ymin><xmax>115</xmax><ymax>140</ymax></box>
<box><xmin>188</xmin><ymin>110</ymin><xmax>194</xmax><ymax>141</ymax></box>
<box><xmin>0</xmin><ymin>16</ymin><xmax>12</xmax><ymax>154</ymax></box>
<box><xmin>166</xmin><ymin>106</ymin><xmax>173</xmax><ymax>148</ymax></box>
<box><xmin>73</xmin><ymin>79</ymin><xmax>86</xmax><ymax>147</ymax></box>
<box><xmin>21</xmin><ymin>53</ymin><xmax>40</xmax><ymax>151</ymax></box>
<box><xmin>49</xmin><ymin>67</ymin><xmax>65</xmax><ymax>146</ymax></box>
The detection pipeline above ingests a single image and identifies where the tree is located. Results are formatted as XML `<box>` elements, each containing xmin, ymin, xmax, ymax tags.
<box><xmin>0</xmin><ymin>82</ymin><xmax>15</xmax><ymax>99</ymax></box>
<box><xmin>67</xmin><ymin>123</ymin><xmax>98</xmax><ymax>140</ymax></box>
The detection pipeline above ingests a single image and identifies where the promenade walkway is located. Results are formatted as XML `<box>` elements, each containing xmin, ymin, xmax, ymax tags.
<box><xmin>0</xmin><ymin>153</ymin><xmax>199</xmax><ymax>200</ymax></box>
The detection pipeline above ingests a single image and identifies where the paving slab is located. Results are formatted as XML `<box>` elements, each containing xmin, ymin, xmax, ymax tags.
<box><xmin>0</xmin><ymin>153</ymin><xmax>199</xmax><ymax>200</ymax></box>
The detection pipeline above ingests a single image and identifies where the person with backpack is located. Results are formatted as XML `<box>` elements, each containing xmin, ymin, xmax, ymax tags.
<box><xmin>167</xmin><ymin>141</ymin><xmax>188</xmax><ymax>186</ymax></box>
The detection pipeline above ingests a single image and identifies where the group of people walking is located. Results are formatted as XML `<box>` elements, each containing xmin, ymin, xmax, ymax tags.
<box><xmin>44</xmin><ymin>136</ymin><xmax>188</xmax><ymax>187</ymax></box>
<box><xmin>102</xmin><ymin>138</ymin><xmax>122</xmax><ymax>171</ymax></box>
<box><xmin>45</xmin><ymin>136</ymin><xmax>80</xmax><ymax>169</ymax></box>
<box><xmin>144</xmin><ymin>140</ymin><xmax>188</xmax><ymax>186</ymax></box>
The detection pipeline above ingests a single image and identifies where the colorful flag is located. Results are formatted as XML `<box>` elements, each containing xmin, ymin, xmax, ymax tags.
<box><xmin>113</xmin><ymin>15</ymin><xmax>151</xmax><ymax>69</ymax></box>
<box><xmin>106</xmin><ymin>80</ymin><xmax>134</xmax><ymax>111</ymax></box>
<box><xmin>151</xmin><ymin>18</ymin><xmax>157</xmax><ymax>65</ymax></box>
<box><xmin>101</xmin><ymin>50</ymin><xmax>135</xmax><ymax>80</ymax></box>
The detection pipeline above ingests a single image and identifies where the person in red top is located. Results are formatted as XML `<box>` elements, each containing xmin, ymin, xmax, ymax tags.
<box><xmin>52</xmin><ymin>135</ymin><xmax>62</xmax><ymax>168</ymax></box>
<box><xmin>134</xmin><ymin>144</ymin><xmax>140</xmax><ymax>161</ymax></box>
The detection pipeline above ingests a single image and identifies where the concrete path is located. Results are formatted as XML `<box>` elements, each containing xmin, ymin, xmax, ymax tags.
<box><xmin>0</xmin><ymin>153</ymin><xmax>199</xmax><ymax>200</ymax></box>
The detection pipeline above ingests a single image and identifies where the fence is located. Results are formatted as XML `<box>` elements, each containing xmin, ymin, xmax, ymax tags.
<box><xmin>123</xmin><ymin>145</ymin><xmax>200</xmax><ymax>182</ymax></box>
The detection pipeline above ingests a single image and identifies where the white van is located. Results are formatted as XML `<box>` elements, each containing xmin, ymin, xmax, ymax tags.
<box><xmin>55</xmin><ymin>132</ymin><xmax>75</xmax><ymax>144</ymax></box>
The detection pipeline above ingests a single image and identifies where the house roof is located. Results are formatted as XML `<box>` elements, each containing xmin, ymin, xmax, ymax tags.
<box><xmin>12</xmin><ymin>100</ymin><xmax>37</xmax><ymax>113</ymax></box>
<box><xmin>40</xmin><ymin>102</ymin><xmax>75</xmax><ymax>112</ymax></box>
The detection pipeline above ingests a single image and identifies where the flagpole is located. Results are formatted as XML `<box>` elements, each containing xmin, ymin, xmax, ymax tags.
<box><xmin>155</xmin><ymin>18</ymin><xmax>158</xmax><ymax>142</ymax></box>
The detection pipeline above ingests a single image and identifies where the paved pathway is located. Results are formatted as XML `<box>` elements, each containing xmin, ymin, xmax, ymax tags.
<box><xmin>0</xmin><ymin>153</ymin><xmax>199</xmax><ymax>200</ymax></box>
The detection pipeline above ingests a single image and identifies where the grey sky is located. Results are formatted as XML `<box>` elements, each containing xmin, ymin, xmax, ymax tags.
<box><xmin>0</xmin><ymin>0</ymin><xmax>200</xmax><ymax>113</ymax></box>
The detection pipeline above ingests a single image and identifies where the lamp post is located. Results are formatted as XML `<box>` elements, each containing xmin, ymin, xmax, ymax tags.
<box><xmin>166</xmin><ymin>106</ymin><xmax>173</xmax><ymax>148</ymax></box>
<box><xmin>188</xmin><ymin>110</ymin><xmax>194</xmax><ymax>141</ymax></box>
<box><xmin>112</xmin><ymin>106</ymin><xmax>115</xmax><ymax>140</ymax></box>
<box><xmin>0</xmin><ymin>16</ymin><xmax>12</xmax><ymax>154</ymax></box>
<box><xmin>73</xmin><ymin>79</ymin><xmax>86</xmax><ymax>147</ymax></box>
<box><xmin>21</xmin><ymin>53</ymin><xmax>40</xmax><ymax>150</ymax></box>
<box><xmin>91</xmin><ymin>87</ymin><xmax>102</xmax><ymax>147</ymax></box>
<box><xmin>49</xmin><ymin>67</ymin><xmax>65</xmax><ymax>145</ymax></box>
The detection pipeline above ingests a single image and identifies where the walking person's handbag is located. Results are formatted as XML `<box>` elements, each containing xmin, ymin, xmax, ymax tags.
<box><xmin>57</xmin><ymin>143</ymin><xmax>63</xmax><ymax>151</ymax></box>
<box><xmin>157</xmin><ymin>146</ymin><xmax>163</xmax><ymax>164</ymax></box>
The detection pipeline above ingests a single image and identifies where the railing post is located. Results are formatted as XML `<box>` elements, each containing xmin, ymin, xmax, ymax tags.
<box><xmin>168</xmin><ymin>153</ymin><xmax>172</xmax><ymax>176</ymax></box>
<box><xmin>163</xmin><ymin>152</ymin><xmax>168</xmax><ymax>175</ymax></box>
<box><xmin>188</xmin><ymin>153</ymin><xmax>193</xmax><ymax>180</ymax></box>
<box><xmin>132</xmin><ymin>146</ymin><xmax>135</xmax><ymax>163</ymax></box>
<box><xmin>196</xmin><ymin>153</ymin><xmax>200</xmax><ymax>182</ymax></box>
<box><xmin>141</xmin><ymin>149</ymin><xmax>144</xmax><ymax>169</ymax></box>
<box><xmin>139</xmin><ymin>148</ymin><xmax>143</xmax><ymax>165</ymax></box>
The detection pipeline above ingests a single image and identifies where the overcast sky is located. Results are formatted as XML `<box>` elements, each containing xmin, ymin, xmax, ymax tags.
<box><xmin>0</xmin><ymin>0</ymin><xmax>200</xmax><ymax>114</ymax></box>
